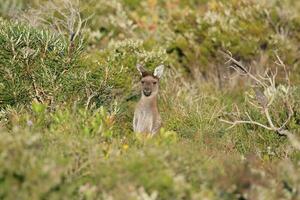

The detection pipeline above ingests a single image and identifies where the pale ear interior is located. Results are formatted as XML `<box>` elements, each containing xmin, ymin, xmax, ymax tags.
<box><xmin>153</xmin><ymin>65</ymin><xmax>164</xmax><ymax>78</ymax></box>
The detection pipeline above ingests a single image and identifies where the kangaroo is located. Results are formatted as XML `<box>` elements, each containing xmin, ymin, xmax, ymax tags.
<box><xmin>133</xmin><ymin>64</ymin><xmax>164</xmax><ymax>135</ymax></box>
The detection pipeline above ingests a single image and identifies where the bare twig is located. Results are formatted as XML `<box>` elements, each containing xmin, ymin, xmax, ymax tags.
<box><xmin>220</xmin><ymin>119</ymin><xmax>274</xmax><ymax>131</ymax></box>
<box><xmin>220</xmin><ymin>50</ymin><xmax>268</xmax><ymax>88</ymax></box>
<box><xmin>220</xmin><ymin>51</ymin><xmax>296</xmax><ymax>140</ymax></box>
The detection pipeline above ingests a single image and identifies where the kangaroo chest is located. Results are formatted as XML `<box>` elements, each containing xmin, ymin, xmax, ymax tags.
<box><xmin>134</xmin><ymin>101</ymin><xmax>161</xmax><ymax>134</ymax></box>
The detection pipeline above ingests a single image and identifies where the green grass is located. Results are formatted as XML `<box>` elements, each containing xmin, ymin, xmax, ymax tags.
<box><xmin>0</xmin><ymin>0</ymin><xmax>300</xmax><ymax>199</ymax></box>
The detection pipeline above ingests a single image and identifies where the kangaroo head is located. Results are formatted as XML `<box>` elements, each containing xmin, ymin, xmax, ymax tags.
<box><xmin>136</xmin><ymin>64</ymin><xmax>164</xmax><ymax>97</ymax></box>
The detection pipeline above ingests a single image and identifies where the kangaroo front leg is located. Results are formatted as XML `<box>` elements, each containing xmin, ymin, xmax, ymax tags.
<box><xmin>151</xmin><ymin>119</ymin><xmax>161</xmax><ymax>135</ymax></box>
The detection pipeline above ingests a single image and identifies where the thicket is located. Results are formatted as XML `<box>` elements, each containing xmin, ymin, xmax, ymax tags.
<box><xmin>0</xmin><ymin>0</ymin><xmax>300</xmax><ymax>199</ymax></box>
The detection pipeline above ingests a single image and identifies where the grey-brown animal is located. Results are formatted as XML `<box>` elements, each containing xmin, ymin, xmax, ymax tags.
<box><xmin>133</xmin><ymin>64</ymin><xmax>164</xmax><ymax>135</ymax></box>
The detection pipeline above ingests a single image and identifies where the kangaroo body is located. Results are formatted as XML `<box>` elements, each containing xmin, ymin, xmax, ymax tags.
<box><xmin>133</xmin><ymin>64</ymin><xmax>164</xmax><ymax>135</ymax></box>
<box><xmin>133</xmin><ymin>94</ymin><xmax>161</xmax><ymax>134</ymax></box>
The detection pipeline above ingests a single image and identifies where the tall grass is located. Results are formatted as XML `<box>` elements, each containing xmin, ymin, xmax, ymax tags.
<box><xmin>0</xmin><ymin>0</ymin><xmax>300</xmax><ymax>199</ymax></box>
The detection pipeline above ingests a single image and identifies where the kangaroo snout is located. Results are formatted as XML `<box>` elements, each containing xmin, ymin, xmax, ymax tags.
<box><xmin>143</xmin><ymin>89</ymin><xmax>152</xmax><ymax>97</ymax></box>
<box><xmin>143</xmin><ymin>86</ymin><xmax>152</xmax><ymax>96</ymax></box>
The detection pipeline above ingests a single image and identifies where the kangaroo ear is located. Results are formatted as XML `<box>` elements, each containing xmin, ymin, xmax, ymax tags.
<box><xmin>153</xmin><ymin>65</ymin><xmax>164</xmax><ymax>78</ymax></box>
<box><xmin>136</xmin><ymin>64</ymin><xmax>147</xmax><ymax>76</ymax></box>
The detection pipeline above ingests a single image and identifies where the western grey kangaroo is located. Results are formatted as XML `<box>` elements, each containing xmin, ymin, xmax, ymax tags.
<box><xmin>133</xmin><ymin>64</ymin><xmax>164</xmax><ymax>135</ymax></box>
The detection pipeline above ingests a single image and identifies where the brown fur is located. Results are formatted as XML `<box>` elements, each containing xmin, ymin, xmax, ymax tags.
<box><xmin>133</xmin><ymin>71</ymin><xmax>163</xmax><ymax>134</ymax></box>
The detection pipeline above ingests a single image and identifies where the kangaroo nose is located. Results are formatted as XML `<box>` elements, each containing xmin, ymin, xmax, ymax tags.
<box><xmin>143</xmin><ymin>89</ymin><xmax>152</xmax><ymax>97</ymax></box>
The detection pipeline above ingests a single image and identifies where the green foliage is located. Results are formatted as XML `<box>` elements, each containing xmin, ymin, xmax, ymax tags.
<box><xmin>0</xmin><ymin>19</ymin><xmax>86</xmax><ymax>108</ymax></box>
<box><xmin>164</xmin><ymin>0</ymin><xmax>300</xmax><ymax>80</ymax></box>
<box><xmin>0</xmin><ymin>0</ymin><xmax>300</xmax><ymax>199</ymax></box>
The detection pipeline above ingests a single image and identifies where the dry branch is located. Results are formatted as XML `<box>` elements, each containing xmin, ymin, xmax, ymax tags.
<box><xmin>220</xmin><ymin>51</ymin><xmax>295</xmax><ymax>139</ymax></box>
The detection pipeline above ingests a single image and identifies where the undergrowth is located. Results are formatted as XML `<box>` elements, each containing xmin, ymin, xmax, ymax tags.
<box><xmin>0</xmin><ymin>0</ymin><xmax>300</xmax><ymax>199</ymax></box>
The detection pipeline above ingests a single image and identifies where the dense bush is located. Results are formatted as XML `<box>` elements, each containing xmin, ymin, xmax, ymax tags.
<box><xmin>0</xmin><ymin>0</ymin><xmax>300</xmax><ymax>199</ymax></box>
<box><xmin>0</xmin><ymin>18</ymin><xmax>86</xmax><ymax>108</ymax></box>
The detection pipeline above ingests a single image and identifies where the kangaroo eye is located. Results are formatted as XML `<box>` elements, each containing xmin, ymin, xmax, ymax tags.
<box><xmin>153</xmin><ymin>81</ymin><xmax>157</xmax><ymax>84</ymax></box>
<box><xmin>141</xmin><ymin>81</ymin><xmax>144</xmax><ymax>84</ymax></box>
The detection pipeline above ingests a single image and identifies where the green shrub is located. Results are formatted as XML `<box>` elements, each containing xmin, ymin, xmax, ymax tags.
<box><xmin>0</xmin><ymin>19</ymin><xmax>86</xmax><ymax>108</ymax></box>
<box><xmin>0</xmin><ymin>0</ymin><xmax>300</xmax><ymax>199</ymax></box>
